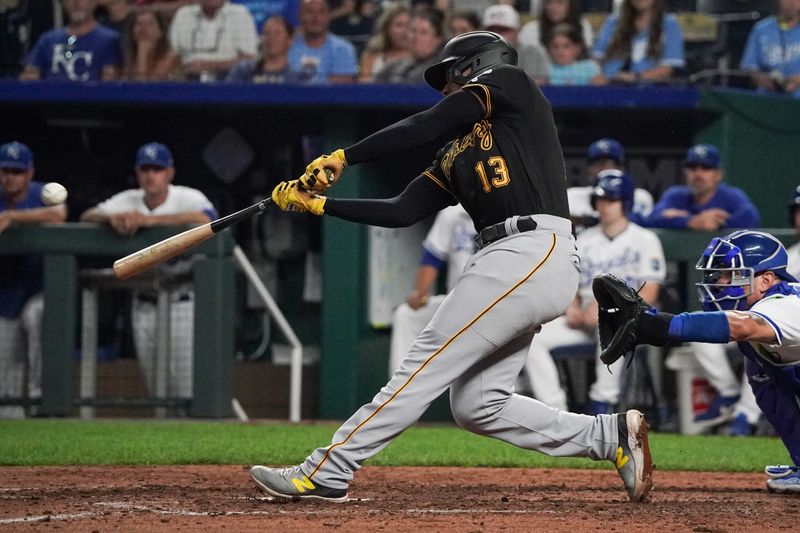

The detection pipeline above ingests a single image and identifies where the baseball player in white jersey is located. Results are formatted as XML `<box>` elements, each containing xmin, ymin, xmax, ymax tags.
<box><xmin>80</xmin><ymin>142</ymin><xmax>217</xmax><ymax>401</ymax></box>
<box><xmin>389</xmin><ymin>204</ymin><xmax>476</xmax><ymax>376</ymax></box>
<box><xmin>253</xmin><ymin>32</ymin><xmax>655</xmax><ymax>503</ymax></box>
<box><xmin>567</xmin><ymin>138</ymin><xmax>653</xmax><ymax>230</ymax></box>
<box><xmin>529</xmin><ymin>170</ymin><xmax>665</xmax><ymax>415</ymax></box>
<box><xmin>601</xmin><ymin>230</ymin><xmax>800</xmax><ymax>493</ymax></box>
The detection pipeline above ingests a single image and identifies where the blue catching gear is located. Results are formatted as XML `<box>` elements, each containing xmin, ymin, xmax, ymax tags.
<box><xmin>590</xmin><ymin>169</ymin><xmax>635</xmax><ymax>214</ymax></box>
<box><xmin>695</xmin><ymin>230</ymin><xmax>798</xmax><ymax>311</ymax></box>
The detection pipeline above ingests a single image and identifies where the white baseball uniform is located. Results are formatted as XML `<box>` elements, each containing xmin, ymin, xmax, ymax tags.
<box><xmin>528</xmin><ymin>222</ymin><xmax>666</xmax><ymax>408</ymax></box>
<box><xmin>389</xmin><ymin>205</ymin><xmax>476</xmax><ymax>376</ymax></box>
<box><xmin>94</xmin><ymin>184</ymin><xmax>216</xmax><ymax>400</ymax></box>
<box><xmin>788</xmin><ymin>241</ymin><xmax>800</xmax><ymax>280</ymax></box>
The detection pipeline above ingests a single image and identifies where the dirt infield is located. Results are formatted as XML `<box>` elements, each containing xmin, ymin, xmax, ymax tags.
<box><xmin>0</xmin><ymin>465</ymin><xmax>795</xmax><ymax>531</ymax></box>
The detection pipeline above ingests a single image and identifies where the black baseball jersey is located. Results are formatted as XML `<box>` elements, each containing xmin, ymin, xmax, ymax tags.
<box><xmin>423</xmin><ymin>65</ymin><xmax>569</xmax><ymax>231</ymax></box>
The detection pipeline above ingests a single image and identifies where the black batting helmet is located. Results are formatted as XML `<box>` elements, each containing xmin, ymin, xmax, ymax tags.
<box><xmin>424</xmin><ymin>31</ymin><xmax>517</xmax><ymax>91</ymax></box>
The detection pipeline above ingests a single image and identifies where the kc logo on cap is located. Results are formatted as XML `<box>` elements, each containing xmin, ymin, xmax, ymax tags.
<box><xmin>0</xmin><ymin>141</ymin><xmax>34</xmax><ymax>170</ymax></box>
<box><xmin>135</xmin><ymin>142</ymin><xmax>174</xmax><ymax>168</ymax></box>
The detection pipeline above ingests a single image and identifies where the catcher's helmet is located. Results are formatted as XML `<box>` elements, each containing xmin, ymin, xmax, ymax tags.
<box><xmin>590</xmin><ymin>169</ymin><xmax>634</xmax><ymax>214</ymax></box>
<box><xmin>423</xmin><ymin>31</ymin><xmax>517</xmax><ymax>91</ymax></box>
<box><xmin>788</xmin><ymin>185</ymin><xmax>800</xmax><ymax>227</ymax></box>
<box><xmin>696</xmin><ymin>230</ymin><xmax>797</xmax><ymax>311</ymax></box>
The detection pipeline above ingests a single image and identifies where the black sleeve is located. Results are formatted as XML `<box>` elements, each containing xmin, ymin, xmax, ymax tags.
<box><xmin>324</xmin><ymin>174</ymin><xmax>456</xmax><ymax>227</ymax></box>
<box><xmin>344</xmin><ymin>90</ymin><xmax>486</xmax><ymax>165</ymax></box>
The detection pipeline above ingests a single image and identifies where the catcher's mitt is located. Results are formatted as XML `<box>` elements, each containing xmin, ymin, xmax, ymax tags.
<box><xmin>592</xmin><ymin>273</ymin><xmax>649</xmax><ymax>365</ymax></box>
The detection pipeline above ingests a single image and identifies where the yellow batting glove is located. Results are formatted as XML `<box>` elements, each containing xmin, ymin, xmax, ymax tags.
<box><xmin>271</xmin><ymin>180</ymin><xmax>327</xmax><ymax>216</ymax></box>
<box><xmin>299</xmin><ymin>148</ymin><xmax>347</xmax><ymax>193</ymax></box>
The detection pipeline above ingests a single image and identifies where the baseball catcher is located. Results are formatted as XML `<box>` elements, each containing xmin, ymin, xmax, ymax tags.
<box><xmin>594</xmin><ymin>230</ymin><xmax>800</xmax><ymax>494</ymax></box>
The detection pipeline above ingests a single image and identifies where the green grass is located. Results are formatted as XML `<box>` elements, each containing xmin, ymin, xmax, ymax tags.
<box><xmin>0</xmin><ymin>419</ymin><xmax>790</xmax><ymax>471</ymax></box>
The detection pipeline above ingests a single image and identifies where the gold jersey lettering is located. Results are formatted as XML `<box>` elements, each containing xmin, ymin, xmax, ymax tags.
<box><xmin>441</xmin><ymin>120</ymin><xmax>493</xmax><ymax>178</ymax></box>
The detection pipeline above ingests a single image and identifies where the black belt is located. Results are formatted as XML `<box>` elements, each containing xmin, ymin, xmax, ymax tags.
<box><xmin>475</xmin><ymin>216</ymin><xmax>538</xmax><ymax>249</ymax></box>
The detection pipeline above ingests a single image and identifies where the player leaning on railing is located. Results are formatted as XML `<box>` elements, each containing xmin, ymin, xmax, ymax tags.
<box><xmin>250</xmin><ymin>31</ymin><xmax>654</xmax><ymax>503</ymax></box>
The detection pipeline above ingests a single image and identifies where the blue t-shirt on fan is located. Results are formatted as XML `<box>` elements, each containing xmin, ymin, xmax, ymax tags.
<box><xmin>233</xmin><ymin>0</ymin><xmax>301</xmax><ymax>29</ymax></box>
<box><xmin>27</xmin><ymin>24</ymin><xmax>122</xmax><ymax>81</ymax></box>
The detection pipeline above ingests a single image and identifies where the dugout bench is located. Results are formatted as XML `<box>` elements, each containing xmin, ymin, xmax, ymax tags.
<box><xmin>0</xmin><ymin>223</ymin><xmax>236</xmax><ymax>417</ymax></box>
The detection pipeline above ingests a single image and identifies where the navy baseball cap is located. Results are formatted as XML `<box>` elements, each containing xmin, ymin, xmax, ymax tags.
<box><xmin>135</xmin><ymin>142</ymin><xmax>174</xmax><ymax>168</ymax></box>
<box><xmin>683</xmin><ymin>144</ymin><xmax>721</xmax><ymax>169</ymax></box>
<box><xmin>588</xmin><ymin>138</ymin><xmax>624</xmax><ymax>164</ymax></box>
<box><xmin>0</xmin><ymin>141</ymin><xmax>33</xmax><ymax>170</ymax></box>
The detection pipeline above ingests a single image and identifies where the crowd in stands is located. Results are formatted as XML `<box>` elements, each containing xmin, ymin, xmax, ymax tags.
<box><xmin>0</xmin><ymin>0</ymin><xmax>798</xmax><ymax>95</ymax></box>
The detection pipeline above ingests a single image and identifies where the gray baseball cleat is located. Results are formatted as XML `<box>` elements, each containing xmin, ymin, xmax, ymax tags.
<box><xmin>613</xmin><ymin>409</ymin><xmax>654</xmax><ymax>502</ymax></box>
<box><xmin>251</xmin><ymin>465</ymin><xmax>349</xmax><ymax>502</ymax></box>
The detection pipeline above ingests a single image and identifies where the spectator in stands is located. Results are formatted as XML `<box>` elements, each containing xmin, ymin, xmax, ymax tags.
<box><xmin>357</xmin><ymin>3</ymin><xmax>412</xmax><ymax>82</ymax></box>
<box><xmin>788</xmin><ymin>184</ymin><xmax>800</xmax><ymax>278</ymax></box>
<box><xmin>375</xmin><ymin>7</ymin><xmax>444</xmax><ymax>84</ymax></box>
<box><xmin>288</xmin><ymin>0</ymin><xmax>359</xmax><ymax>83</ymax></box>
<box><xmin>20</xmin><ymin>0</ymin><xmax>123</xmax><ymax>81</ymax></box>
<box><xmin>481</xmin><ymin>4</ymin><xmax>549</xmax><ymax>85</ymax></box>
<box><xmin>527</xmin><ymin>170</ymin><xmax>665</xmax><ymax>415</ymax></box>
<box><xmin>0</xmin><ymin>141</ymin><xmax>67</xmax><ymax>418</ymax></box>
<box><xmin>233</xmin><ymin>0</ymin><xmax>301</xmax><ymax>29</ymax></box>
<box><xmin>591</xmin><ymin>0</ymin><xmax>684</xmax><ymax>84</ymax></box>
<box><xmin>641</xmin><ymin>144</ymin><xmax>760</xmax><ymax>230</ymax></box>
<box><xmin>740</xmin><ymin>0</ymin><xmax>800</xmax><ymax>98</ymax></box>
<box><xmin>546</xmin><ymin>23</ymin><xmax>604</xmax><ymax>85</ymax></box>
<box><xmin>330</xmin><ymin>0</ymin><xmax>377</xmax><ymax>57</ymax></box>
<box><xmin>169</xmin><ymin>0</ymin><xmax>258</xmax><ymax>81</ymax></box>
<box><xmin>226</xmin><ymin>16</ymin><xmax>307</xmax><ymax>82</ymax></box>
<box><xmin>132</xmin><ymin>1</ymin><xmax>198</xmax><ymax>23</ymax></box>
<box><xmin>80</xmin><ymin>142</ymin><xmax>218</xmax><ymax>403</ymax></box>
<box><xmin>519</xmin><ymin>0</ymin><xmax>593</xmax><ymax>50</ymax></box>
<box><xmin>448</xmin><ymin>9</ymin><xmax>480</xmax><ymax>37</ymax></box>
<box><xmin>123</xmin><ymin>7</ymin><xmax>181</xmax><ymax>80</ymax></box>
<box><xmin>567</xmin><ymin>138</ymin><xmax>653</xmax><ymax>230</ymax></box>
<box><xmin>96</xmin><ymin>0</ymin><xmax>135</xmax><ymax>36</ymax></box>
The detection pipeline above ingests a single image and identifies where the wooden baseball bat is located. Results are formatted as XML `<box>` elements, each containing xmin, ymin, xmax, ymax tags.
<box><xmin>113</xmin><ymin>198</ymin><xmax>272</xmax><ymax>280</ymax></box>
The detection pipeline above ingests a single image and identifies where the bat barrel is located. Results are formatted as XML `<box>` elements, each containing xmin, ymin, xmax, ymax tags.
<box><xmin>113</xmin><ymin>224</ymin><xmax>214</xmax><ymax>280</ymax></box>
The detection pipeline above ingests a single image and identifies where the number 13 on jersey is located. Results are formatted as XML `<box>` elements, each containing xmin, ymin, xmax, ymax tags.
<box><xmin>475</xmin><ymin>156</ymin><xmax>511</xmax><ymax>193</ymax></box>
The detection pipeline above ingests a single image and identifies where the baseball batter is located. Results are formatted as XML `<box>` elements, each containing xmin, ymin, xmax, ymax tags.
<box><xmin>596</xmin><ymin>230</ymin><xmax>800</xmax><ymax>493</ymax></box>
<box><xmin>528</xmin><ymin>170</ymin><xmax>665</xmax><ymax>415</ymax></box>
<box><xmin>80</xmin><ymin>142</ymin><xmax>218</xmax><ymax>401</ymax></box>
<box><xmin>252</xmin><ymin>31</ymin><xmax>654</xmax><ymax>503</ymax></box>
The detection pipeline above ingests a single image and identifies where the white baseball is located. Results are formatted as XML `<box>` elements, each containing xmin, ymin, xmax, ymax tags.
<box><xmin>41</xmin><ymin>182</ymin><xmax>68</xmax><ymax>205</ymax></box>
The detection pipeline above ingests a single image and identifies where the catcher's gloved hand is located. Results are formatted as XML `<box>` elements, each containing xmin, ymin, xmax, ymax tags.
<box><xmin>271</xmin><ymin>180</ymin><xmax>327</xmax><ymax>216</ymax></box>
<box><xmin>300</xmin><ymin>149</ymin><xmax>347</xmax><ymax>193</ymax></box>
<box><xmin>592</xmin><ymin>273</ymin><xmax>650</xmax><ymax>365</ymax></box>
